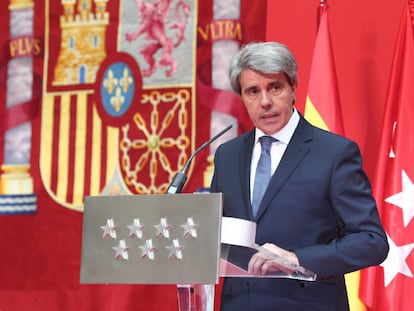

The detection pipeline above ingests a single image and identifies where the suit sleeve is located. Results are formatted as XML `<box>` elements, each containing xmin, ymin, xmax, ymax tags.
<box><xmin>295</xmin><ymin>140</ymin><xmax>389</xmax><ymax>277</ymax></box>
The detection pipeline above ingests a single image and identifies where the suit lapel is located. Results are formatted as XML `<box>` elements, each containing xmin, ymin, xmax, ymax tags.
<box><xmin>255</xmin><ymin>116</ymin><xmax>314</xmax><ymax>220</ymax></box>
<box><xmin>239</xmin><ymin>131</ymin><xmax>255</xmax><ymax>219</ymax></box>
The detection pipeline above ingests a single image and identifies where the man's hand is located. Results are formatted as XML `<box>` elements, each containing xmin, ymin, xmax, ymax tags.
<box><xmin>248</xmin><ymin>243</ymin><xmax>299</xmax><ymax>275</ymax></box>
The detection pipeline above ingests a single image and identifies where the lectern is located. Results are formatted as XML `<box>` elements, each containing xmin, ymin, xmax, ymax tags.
<box><xmin>80</xmin><ymin>193</ymin><xmax>316</xmax><ymax>311</ymax></box>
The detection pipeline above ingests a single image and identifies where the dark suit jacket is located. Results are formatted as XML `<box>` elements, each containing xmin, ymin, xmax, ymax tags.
<box><xmin>211</xmin><ymin>114</ymin><xmax>388</xmax><ymax>311</ymax></box>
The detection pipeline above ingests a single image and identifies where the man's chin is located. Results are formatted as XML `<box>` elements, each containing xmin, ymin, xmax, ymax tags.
<box><xmin>258</xmin><ymin>121</ymin><xmax>281</xmax><ymax>134</ymax></box>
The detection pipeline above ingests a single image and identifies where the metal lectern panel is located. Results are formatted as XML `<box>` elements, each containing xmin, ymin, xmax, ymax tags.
<box><xmin>80</xmin><ymin>193</ymin><xmax>222</xmax><ymax>284</ymax></box>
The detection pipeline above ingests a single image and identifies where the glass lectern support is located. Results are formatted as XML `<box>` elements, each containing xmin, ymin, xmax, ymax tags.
<box><xmin>177</xmin><ymin>284</ymin><xmax>214</xmax><ymax>311</ymax></box>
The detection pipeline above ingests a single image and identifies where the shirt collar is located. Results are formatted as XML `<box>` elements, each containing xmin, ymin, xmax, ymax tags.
<box><xmin>254</xmin><ymin>108</ymin><xmax>300</xmax><ymax>145</ymax></box>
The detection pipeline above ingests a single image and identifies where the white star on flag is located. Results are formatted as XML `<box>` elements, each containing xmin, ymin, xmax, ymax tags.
<box><xmin>380</xmin><ymin>233</ymin><xmax>414</xmax><ymax>287</ymax></box>
<box><xmin>385</xmin><ymin>169</ymin><xmax>414</xmax><ymax>227</ymax></box>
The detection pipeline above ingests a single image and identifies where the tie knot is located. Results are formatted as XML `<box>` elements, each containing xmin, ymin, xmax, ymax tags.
<box><xmin>259</xmin><ymin>136</ymin><xmax>277</xmax><ymax>152</ymax></box>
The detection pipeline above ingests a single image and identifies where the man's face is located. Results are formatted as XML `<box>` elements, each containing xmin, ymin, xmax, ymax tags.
<box><xmin>240</xmin><ymin>69</ymin><xmax>296</xmax><ymax>135</ymax></box>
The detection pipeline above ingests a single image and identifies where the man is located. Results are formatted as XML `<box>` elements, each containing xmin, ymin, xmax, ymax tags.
<box><xmin>210</xmin><ymin>42</ymin><xmax>388</xmax><ymax>310</ymax></box>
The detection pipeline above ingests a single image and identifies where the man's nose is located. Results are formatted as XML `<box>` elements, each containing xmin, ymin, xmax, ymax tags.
<box><xmin>260</xmin><ymin>91</ymin><xmax>272</xmax><ymax>107</ymax></box>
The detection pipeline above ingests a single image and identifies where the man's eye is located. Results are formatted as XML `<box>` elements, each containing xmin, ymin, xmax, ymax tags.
<box><xmin>270</xmin><ymin>83</ymin><xmax>283</xmax><ymax>94</ymax></box>
<box><xmin>246</xmin><ymin>88</ymin><xmax>259</xmax><ymax>96</ymax></box>
<box><xmin>271</xmin><ymin>83</ymin><xmax>281</xmax><ymax>91</ymax></box>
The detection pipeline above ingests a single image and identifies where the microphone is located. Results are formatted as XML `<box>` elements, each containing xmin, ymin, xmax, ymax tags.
<box><xmin>166</xmin><ymin>125</ymin><xmax>233</xmax><ymax>194</ymax></box>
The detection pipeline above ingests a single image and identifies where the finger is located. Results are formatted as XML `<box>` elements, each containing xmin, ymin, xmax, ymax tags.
<box><xmin>262</xmin><ymin>259</ymin><xmax>295</xmax><ymax>274</ymax></box>
<box><xmin>248</xmin><ymin>254</ymin><xmax>267</xmax><ymax>275</ymax></box>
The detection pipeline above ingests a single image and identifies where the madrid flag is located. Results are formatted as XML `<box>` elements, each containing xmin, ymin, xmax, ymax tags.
<box><xmin>360</xmin><ymin>2</ymin><xmax>414</xmax><ymax>310</ymax></box>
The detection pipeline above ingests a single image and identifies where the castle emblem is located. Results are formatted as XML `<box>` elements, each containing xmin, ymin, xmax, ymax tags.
<box><xmin>53</xmin><ymin>0</ymin><xmax>110</xmax><ymax>85</ymax></box>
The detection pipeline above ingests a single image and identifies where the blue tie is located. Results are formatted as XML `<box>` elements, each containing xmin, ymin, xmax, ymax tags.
<box><xmin>252</xmin><ymin>136</ymin><xmax>277</xmax><ymax>217</ymax></box>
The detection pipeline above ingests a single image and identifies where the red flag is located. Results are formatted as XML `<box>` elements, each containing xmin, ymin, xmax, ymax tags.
<box><xmin>360</xmin><ymin>2</ymin><xmax>414</xmax><ymax>310</ymax></box>
<box><xmin>304</xmin><ymin>3</ymin><xmax>344</xmax><ymax>135</ymax></box>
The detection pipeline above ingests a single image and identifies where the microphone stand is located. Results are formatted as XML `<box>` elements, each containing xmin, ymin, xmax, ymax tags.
<box><xmin>166</xmin><ymin>125</ymin><xmax>232</xmax><ymax>194</ymax></box>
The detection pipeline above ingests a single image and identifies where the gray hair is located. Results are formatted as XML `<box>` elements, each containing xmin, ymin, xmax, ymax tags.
<box><xmin>229</xmin><ymin>41</ymin><xmax>298</xmax><ymax>95</ymax></box>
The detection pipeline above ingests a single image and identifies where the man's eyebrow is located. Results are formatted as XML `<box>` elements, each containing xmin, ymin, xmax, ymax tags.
<box><xmin>243</xmin><ymin>85</ymin><xmax>258</xmax><ymax>92</ymax></box>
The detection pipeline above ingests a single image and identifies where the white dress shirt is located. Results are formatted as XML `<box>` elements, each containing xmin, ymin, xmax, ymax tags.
<box><xmin>250</xmin><ymin>108</ymin><xmax>300</xmax><ymax>202</ymax></box>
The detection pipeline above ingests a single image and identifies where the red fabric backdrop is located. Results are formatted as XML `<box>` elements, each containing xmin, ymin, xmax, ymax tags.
<box><xmin>0</xmin><ymin>0</ymin><xmax>266</xmax><ymax>310</ymax></box>
<box><xmin>266</xmin><ymin>0</ymin><xmax>406</xmax><ymax>179</ymax></box>
<box><xmin>0</xmin><ymin>0</ymin><xmax>409</xmax><ymax>310</ymax></box>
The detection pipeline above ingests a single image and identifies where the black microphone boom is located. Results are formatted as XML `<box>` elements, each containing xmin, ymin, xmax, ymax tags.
<box><xmin>166</xmin><ymin>125</ymin><xmax>233</xmax><ymax>194</ymax></box>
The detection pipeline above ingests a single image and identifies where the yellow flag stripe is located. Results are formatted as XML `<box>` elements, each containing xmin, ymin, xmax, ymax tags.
<box><xmin>40</xmin><ymin>94</ymin><xmax>54</xmax><ymax>189</ymax></box>
<box><xmin>346</xmin><ymin>271</ymin><xmax>367</xmax><ymax>311</ymax></box>
<box><xmin>304</xmin><ymin>96</ymin><xmax>329</xmax><ymax>131</ymax></box>
<box><xmin>90</xmin><ymin>105</ymin><xmax>103</xmax><ymax>195</ymax></box>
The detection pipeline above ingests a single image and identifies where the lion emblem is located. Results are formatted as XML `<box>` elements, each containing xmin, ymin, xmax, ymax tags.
<box><xmin>126</xmin><ymin>0</ymin><xmax>191</xmax><ymax>77</ymax></box>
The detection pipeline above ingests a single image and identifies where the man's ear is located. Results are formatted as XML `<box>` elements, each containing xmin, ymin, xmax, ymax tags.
<box><xmin>291</xmin><ymin>86</ymin><xmax>297</xmax><ymax>104</ymax></box>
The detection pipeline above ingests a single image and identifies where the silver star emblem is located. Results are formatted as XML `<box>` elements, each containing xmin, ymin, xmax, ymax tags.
<box><xmin>139</xmin><ymin>239</ymin><xmax>157</xmax><ymax>260</ymax></box>
<box><xmin>154</xmin><ymin>217</ymin><xmax>172</xmax><ymax>238</ymax></box>
<box><xmin>112</xmin><ymin>239</ymin><xmax>129</xmax><ymax>260</ymax></box>
<box><xmin>180</xmin><ymin>217</ymin><xmax>199</xmax><ymax>238</ymax></box>
<box><xmin>100</xmin><ymin>218</ymin><xmax>117</xmax><ymax>239</ymax></box>
<box><xmin>127</xmin><ymin>218</ymin><xmax>144</xmax><ymax>238</ymax></box>
<box><xmin>166</xmin><ymin>239</ymin><xmax>184</xmax><ymax>259</ymax></box>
